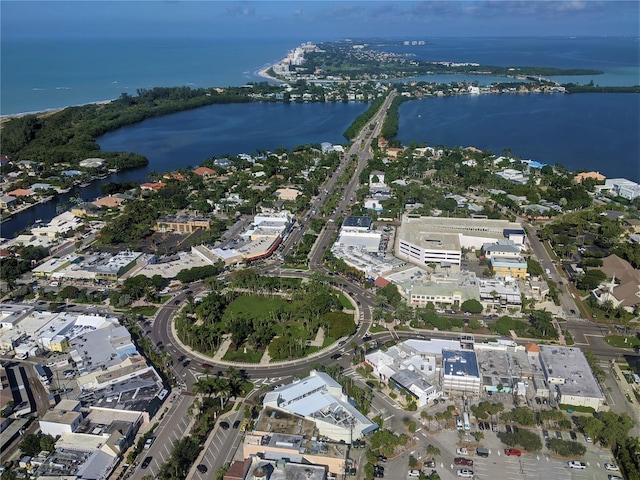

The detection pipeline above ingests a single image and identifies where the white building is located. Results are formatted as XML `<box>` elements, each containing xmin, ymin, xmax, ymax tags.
<box><xmin>396</xmin><ymin>215</ymin><xmax>526</xmax><ymax>269</ymax></box>
<box><xmin>39</xmin><ymin>400</ymin><xmax>83</xmax><ymax>438</ymax></box>
<box><xmin>538</xmin><ymin>346</ymin><xmax>604</xmax><ymax>410</ymax></box>
<box><xmin>441</xmin><ymin>349</ymin><xmax>482</xmax><ymax>394</ymax></box>
<box><xmin>263</xmin><ymin>370</ymin><xmax>377</xmax><ymax>442</ymax></box>
<box><xmin>596</xmin><ymin>178</ymin><xmax>640</xmax><ymax>201</ymax></box>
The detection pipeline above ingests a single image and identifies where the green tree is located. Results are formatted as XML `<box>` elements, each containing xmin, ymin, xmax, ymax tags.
<box><xmin>461</xmin><ymin>299</ymin><xmax>483</xmax><ymax>314</ymax></box>
<box><xmin>426</xmin><ymin>444</ymin><xmax>441</xmax><ymax>457</ymax></box>
<box><xmin>19</xmin><ymin>433</ymin><xmax>43</xmax><ymax>456</ymax></box>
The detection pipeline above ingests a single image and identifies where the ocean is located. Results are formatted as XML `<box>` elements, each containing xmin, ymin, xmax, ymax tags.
<box><xmin>1</xmin><ymin>36</ymin><xmax>639</xmax><ymax>237</ymax></box>
<box><xmin>0</xmin><ymin>36</ymin><xmax>296</xmax><ymax>116</ymax></box>
<box><xmin>2</xmin><ymin>36</ymin><xmax>638</xmax><ymax>116</ymax></box>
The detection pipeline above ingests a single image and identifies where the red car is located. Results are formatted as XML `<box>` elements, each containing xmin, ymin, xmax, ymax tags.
<box><xmin>504</xmin><ymin>448</ymin><xmax>522</xmax><ymax>457</ymax></box>
<box><xmin>454</xmin><ymin>457</ymin><xmax>474</xmax><ymax>466</ymax></box>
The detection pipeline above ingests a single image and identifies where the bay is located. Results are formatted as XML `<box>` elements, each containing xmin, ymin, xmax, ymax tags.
<box><xmin>2</xmin><ymin>102</ymin><xmax>367</xmax><ymax>238</ymax></box>
<box><xmin>397</xmin><ymin>93</ymin><xmax>640</xmax><ymax>181</ymax></box>
<box><xmin>375</xmin><ymin>36</ymin><xmax>640</xmax><ymax>87</ymax></box>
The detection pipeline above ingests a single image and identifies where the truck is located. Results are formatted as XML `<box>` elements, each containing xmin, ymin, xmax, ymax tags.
<box><xmin>463</xmin><ymin>412</ymin><xmax>471</xmax><ymax>431</ymax></box>
<box><xmin>34</xmin><ymin>364</ymin><xmax>50</xmax><ymax>386</ymax></box>
<box><xmin>476</xmin><ymin>448</ymin><xmax>491</xmax><ymax>458</ymax></box>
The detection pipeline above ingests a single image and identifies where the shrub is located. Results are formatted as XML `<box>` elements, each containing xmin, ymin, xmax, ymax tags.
<box><xmin>547</xmin><ymin>439</ymin><xmax>586</xmax><ymax>457</ymax></box>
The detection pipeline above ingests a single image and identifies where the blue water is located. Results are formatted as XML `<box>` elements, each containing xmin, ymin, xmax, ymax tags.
<box><xmin>0</xmin><ymin>37</ymin><xmax>292</xmax><ymax>116</ymax></box>
<box><xmin>96</xmin><ymin>102</ymin><xmax>368</xmax><ymax>171</ymax></box>
<box><xmin>375</xmin><ymin>36</ymin><xmax>640</xmax><ymax>86</ymax></box>
<box><xmin>2</xmin><ymin>36</ymin><xmax>639</xmax><ymax>237</ymax></box>
<box><xmin>2</xmin><ymin>36</ymin><xmax>638</xmax><ymax>116</ymax></box>
<box><xmin>2</xmin><ymin>102</ymin><xmax>367</xmax><ymax>238</ymax></box>
<box><xmin>397</xmin><ymin>93</ymin><xmax>640</xmax><ymax>182</ymax></box>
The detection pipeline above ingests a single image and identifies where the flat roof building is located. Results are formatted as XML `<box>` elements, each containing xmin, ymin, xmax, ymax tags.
<box><xmin>442</xmin><ymin>349</ymin><xmax>481</xmax><ymax>394</ymax></box>
<box><xmin>397</xmin><ymin>215</ymin><xmax>526</xmax><ymax>269</ymax></box>
<box><xmin>244</xmin><ymin>407</ymin><xmax>348</xmax><ymax>476</ymax></box>
<box><xmin>538</xmin><ymin>346</ymin><xmax>604</xmax><ymax>411</ymax></box>
<box><xmin>342</xmin><ymin>216</ymin><xmax>373</xmax><ymax>231</ymax></box>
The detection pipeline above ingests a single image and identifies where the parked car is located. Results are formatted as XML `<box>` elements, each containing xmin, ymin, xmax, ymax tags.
<box><xmin>608</xmin><ymin>476</ymin><xmax>623</xmax><ymax>480</ymax></box>
<box><xmin>219</xmin><ymin>421</ymin><xmax>230</xmax><ymax>430</ymax></box>
<box><xmin>424</xmin><ymin>460</ymin><xmax>436</xmax><ymax>468</ymax></box>
<box><xmin>585</xmin><ymin>434</ymin><xmax>593</xmax><ymax>443</ymax></box>
<box><xmin>456</xmin><ymin>448</ymin><xmax>469</xmax><ymax>455</ymax></box>
<box><xmin>504</xmin><ymin>449</ymin><xmax>522</xmax><ymax>457</ymax></box>
<box><xmin>457</xmin><ymin>469</ymin><xmax>474</xmax><ymax>478</ymax></box>
<box><xmin>542</xmin><ymin>429</ymin><xmax>550</xmax><ymax>439</ymax></box>
<box><xmin>567</xmin><ymin>461</ymin><xmax>587</xmax><ymax>469</ymax></box>
<box><xmin>483</xmin><ymin>422</ymin><xmax>490</xmax><ymax>430</ymax></box>
<box><xmin>197</xmin><ymin>464</ymin><xmax>208</xmax><ymax>473</ymax></box>
<box><xmin>570</xmin><ymin>431</ymin><xmax>577</xmax><ymax>440</ymax></box>
<box><xmin>141</xmin><ymin>456</ymin><xmax>152</xmax><ymax>469</ymax></box>
<box><xmin>604</xmin><ymin>463</ymin><xmax>620</xmax><ymax>471</ymax></box>
<box><xmin>478</xmin><ymin>422</ymin><xmax>484</xmax><ymax>430</ymax></box>
<box><xmin>144</xmin><ymin>437</ymin><xmax>155</xmax><ymax>449</ymax></box>
<box><xmin>555</xmin><ymin>431</ymin><xmax>562</xmax><ymax>439</ymax></box>
<box><xmin>233</xmin><ymin>420</ymin><xmax>241</xmax><ymax>429</ymax></box>
<box><xmin>408</xmin><ymin>470</ymin><xmax>420</xmax><ymax>477</ymax></box>
<box><xmin>454</xmin><ymin>458</ymin><xmax>473</xmax><ymax>467</ymax></box>
<box><xmin>505</xmin><ymin>425</ymin><xmax>512</xmax><ymax>434</ymax></box>
<box><xmin>377</xmin><ymin>455</ymin><xmax>387</xmax><ymax>463</ymax></box>
<box><xmin>202</xmin><ymin>363</ymin><xmax>214</xmax><ymax>369</ymax></box>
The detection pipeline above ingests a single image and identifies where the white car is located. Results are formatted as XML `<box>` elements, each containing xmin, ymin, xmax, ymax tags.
<box><xmin>144</xmin><ymin>437</ymin><xmax>155</xmax><ymax>449</ymax></box>
<box><xmin>585</xmin><ymin>434</ymin><xmax>593</xmax><ymax>443</ymax></box>
<box><xmin>567</xmin><ymin>461</ymin><xmax>586</xmax><ymax>469</ymax></box>
<box><xmin>604</xmin><ymin>463</ymin><xmax>619</xmax><ymax>471</ymax></box>
<box><xmin>456</xmin><ymin>448</ymin><xmax>469</xmax><ymax>455</ymax></box>
<box><xmin>607</xmin><ymin>476</ymin><xmax>623</xmax><ymax>480</ymax></box>
<box><xmin>408</xmin><ymin>470</ymin><xmax>420</xmax><ymax>477</ymax></box>
<box><xmin>457</xmin><ymin>469</ymin><xmax>474</xmax><ymax>478</ymax></box>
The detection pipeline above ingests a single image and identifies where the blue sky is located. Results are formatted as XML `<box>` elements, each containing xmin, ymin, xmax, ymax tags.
<box><xmin>2</xmin><ymin>1</ymin><xmax>639</xmax><ymax>39</ymax></box>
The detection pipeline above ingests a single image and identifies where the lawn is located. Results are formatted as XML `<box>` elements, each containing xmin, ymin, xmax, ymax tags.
<box><xmin>222</xmin><ymin>348</ymin><xmax>264</xmax><ymax>363</ymax></box>
<box><xmin>605</xmin><ymin>335</ymin><xmax>640</xmax><ymax>349</ymax></box>
<box><xmin>129</xmin><ymin>305</ymin><xmax>158</xmax><ymax>316</ymax></box>
<box><xmin>224</xmin><ymin>296</ymin><xmax>291</xmax><ymax>320</ymax></box>
<box><xmin>337</xmin><ymin>293</ymin><xmax>353</xmax><ymax>309</ymax></box>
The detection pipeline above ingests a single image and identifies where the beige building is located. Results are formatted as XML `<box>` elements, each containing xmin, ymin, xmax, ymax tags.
<box><xmin>574</xmin><ymin>171</ymin><xmax>606</xmax><ymax>184</ymax></box>
<box><xmin>153</xmin><ymin>214</ymin><xmax>211</xmax><ymax>233</ymax></box>
<box><xmin>243</xmin><ymin>407</ymin><xmax>347</xmax><ymax>476</ymax></box>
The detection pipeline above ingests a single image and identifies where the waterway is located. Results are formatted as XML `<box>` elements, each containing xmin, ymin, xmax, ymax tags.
<box><xmin>2</xmin><ymin>102</ymin><xmax>368</xmax><ymax>238</ymax></box>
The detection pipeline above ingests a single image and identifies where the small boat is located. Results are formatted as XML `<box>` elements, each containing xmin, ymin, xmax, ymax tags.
<box><xmin>35</xmin><ymin>219</ymin><xmax>43</xmax><ymax>224</ymax></box>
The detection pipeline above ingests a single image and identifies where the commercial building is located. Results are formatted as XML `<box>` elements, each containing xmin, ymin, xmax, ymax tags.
<box><xmin>243</xmin><ymin>407</ymin><xmax>345</xmax><ymax>476</ymax></box>
<box><xmin>39</xmin><ymin>400</ymin><xmax>83</xmax><ymax>437</ymax></box>
<box><xmin>441</xmin><ymin>349</ymin><xmax>481</xmax><ymax>394</ymax></box>
<box><xmin>226</xmin><ymin>457</ymin><xmax>328</xmax><ymax>480</ymax></box>
<box><xmin>341</xmin><ymin>216</ymin><xmax>373</xmax><ymax>232</ymax></box>
<box><xmin>396</xmin><ymin>215</ymin><xmax>525</xmax><ymax>269</ymax></box>
<box><xmin>262</xmin><ymin>370</ymin><xmax>377</xmax><ymax>443</ymax></box>
<box><xmin>538</xmin><ymin>346</ymin><xmax>604</xmax><ymax>410</ymax></box>
<box><xmin>153</xmin><ymin>214</ymin><xmax>211</xmax><ymax>234</ymax></box>
<box><xmin>490</xmin><ymin>256</ymin><xmax>528</xmax><ymax>279</ymax></box>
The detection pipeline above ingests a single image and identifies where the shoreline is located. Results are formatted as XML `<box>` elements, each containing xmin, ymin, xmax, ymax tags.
<box><xmin>0</xmin><ymin>99</ymin><xmax>115</xmax><ymax>125</ymax></box>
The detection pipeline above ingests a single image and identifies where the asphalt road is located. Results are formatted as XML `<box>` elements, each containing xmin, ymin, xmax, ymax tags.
<box><xmin>128</xmin><ymin>392</ymin><xmax>195</xmax><ymax>480</ymax></box>
<box><xmin>142</xmin><ymin>90</ymin><xmax>639</xmax><ymax>478</ymax></box>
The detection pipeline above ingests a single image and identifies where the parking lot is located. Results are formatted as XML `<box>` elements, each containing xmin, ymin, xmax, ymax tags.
<box><xmin>396</xmin><ymin>419</ymin><xmax>619</xmax><ymax>480</ymax></box>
